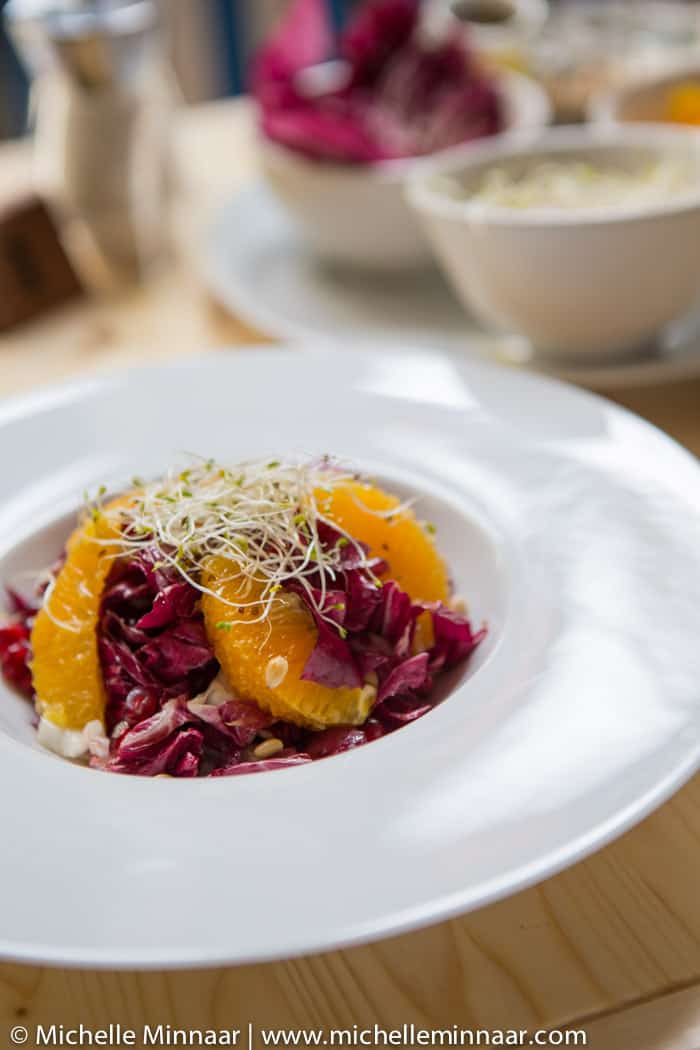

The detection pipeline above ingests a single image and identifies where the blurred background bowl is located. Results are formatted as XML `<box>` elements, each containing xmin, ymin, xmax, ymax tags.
<box><xmin>424</xmin><ymin>0</ymin><xmax>549</xmax><ymax>72</ymax></box>
<box><xmin>591</xmin><ymin>65</ymin><xmax>700</xmax><ymax>128</ymax></box>
<box><xmin>258</xmin><ymin>70</ymin><xmax>551</xmax><ymax>270</ymax></box>
<box><xmin>527</xmin><ymin>0</ymin><xmax>700</xmax><ymax>124</ymax></box>
<box><xmin>406</xmin><ymin>125</ymin><xmax>700</xmax><ymax>359</ymax></box>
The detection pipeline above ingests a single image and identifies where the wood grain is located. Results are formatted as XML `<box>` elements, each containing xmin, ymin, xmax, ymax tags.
<box><xmin>1</xmin><ymin>100</ymin><xmax>700</xmax><ymax>1050</ymax></box>
<box><xmin>580</xmin><ymin>983</ymin><xmax>700</xmax><ymax>1050</ymax></box>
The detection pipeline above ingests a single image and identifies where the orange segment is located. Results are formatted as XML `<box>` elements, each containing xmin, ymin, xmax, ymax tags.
<box><xmin>201</xmin><ymin>558</ymin><xmax>372</xmax><ymax>730</ymax></box>
<box><xmin>30</xmin><ymin>496</ymin><xmax>132</xmax><ymax>730</ymax></box>
<box><xmin>319</xmin><ymin>481</ymin><xmax>449</xmax><ymax>604</ymax></box>
<box><xmin>201</xmin><ymin>482</ymin><xmax>449</xmax><ymax>729</ymax></box>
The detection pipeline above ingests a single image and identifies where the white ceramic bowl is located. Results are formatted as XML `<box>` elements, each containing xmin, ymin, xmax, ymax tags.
<box><xmin>526</xmin><ymin>2</ymin><xmax>700</xmax><ymax>123</ymax></box>
<box><xmin>424</xmin><ymin>0</ymin><xmax>549</xmax><ymax>65</ymax></box>
<box><xmin>258</xmin><ymin>71</ymin><xmax>551</xmax><ymax>270</ymax></box>
<box><xmin>406</xmin><ymin>124</ymin><xmax>700</xmax><ymax>358</ymax></box>
<box><xmin>590</xmin><ymin>64</ymin><xmax>700</xmax><ymax>127</ymax></box>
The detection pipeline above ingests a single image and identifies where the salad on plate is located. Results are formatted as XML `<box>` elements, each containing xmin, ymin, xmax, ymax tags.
<box><xmin>0</xmin><ymin>457</ymin><xmax>483</xmax><ymax>778</ymax></box>
<box><xmin>253</xmin><ymin>0</ymin><xmax>505</xmax><ymax>164</ymax></box>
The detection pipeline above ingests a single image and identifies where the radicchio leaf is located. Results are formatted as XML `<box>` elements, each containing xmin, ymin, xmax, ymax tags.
<box><xmin>136</xmin><ymin>582</ymin><xmax>198</xmax><ymax>630</ymax></box>
<box><xmin>286</xmin><ymin>581</ymin><xmax>363</xmax><ymax>689</ymax></box>
<box><xmin>0</xmin><ymin>622</ymin><xmax>33</xmax><ymax>698</ymax></box>
<box><xmin>211</xmin><ymin>753</ymin><xmax>313</xmax><ymax>776</ymax></box>
<box><xmin>376</xmin><ymin>651</ymin><xmax>429</xmax><ymax>703</ymax></box>
<box><xmin>98</xmin><ymin>548</ymin><xmax>218</xmax><ymax>733</ymax></box>
<box><xmin>305</xmin><ymin>725</ymin><xmax>369</xmax><ymax>758</ymax></box>
<box><xmin>423</xmin><ymin>602</ymin><xmax>484</xmax><ymax>673</ymax></box>
<box><xmin>374</xmin><ymin>693</ymin><xmax>432</xmax><ymax>728</ymax></box>
<box><xmin>189</xmin><ymin>698</ymin><xmax>274</xmax><ymax>748</ymax></box>
<box><xmin>100</xmin><ymin>698</ymin><xmax>203</xmax><ymax>776</ymax></box>
<box><xmin>252</xmin><ymin>0</ymin><xmax>504</xmax><ymax>164</ymax></box>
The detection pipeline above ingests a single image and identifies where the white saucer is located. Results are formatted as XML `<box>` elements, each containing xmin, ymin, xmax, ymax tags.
<box><xmin>201</xmin><ymin>184</ymin><xmax>700</xmax><ymax>390</ymax></box>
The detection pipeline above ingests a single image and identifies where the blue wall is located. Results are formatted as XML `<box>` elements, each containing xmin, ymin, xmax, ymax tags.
<box><xmin>215</xmin><ymin>0</ymin><xmax>246</xmax><ymax>95</ymax></box>
<box><xmin>0</xmin><ymin>10</ymin><xmax>28</xmax><ymax>137</ymax></box>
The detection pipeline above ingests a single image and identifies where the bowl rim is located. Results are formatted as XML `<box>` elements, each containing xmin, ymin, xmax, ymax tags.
<box><xmin>434</xmin><ymin>0</ymin><xmax>549</xmax><ymax>43</ymax></box>
<box><xmin>257</xmin><ymin>70</ymin><xmax>551</xmax><ymax>183</ymax></box>
<box><xmin>405</xmin><ymin>122</ymin><xmax>700</xmax><ymax>226</ymax></box>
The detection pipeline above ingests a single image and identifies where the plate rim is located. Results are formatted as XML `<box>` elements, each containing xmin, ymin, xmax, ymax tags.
<box><xmin>0</xmin><ymin>745</ymin><xmax>697</xmax><ymax>971</ymax></box>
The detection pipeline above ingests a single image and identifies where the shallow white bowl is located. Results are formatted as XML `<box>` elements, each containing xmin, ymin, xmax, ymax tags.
<box><xmin>2</xmin><ymin>348</ymin><xmax>700</xmax><ymax>967</ymax></box>
<box><xmin>407</xmin><ymin>124</ymin><xmax>700</xmax><ymax>358</ymax></box>
<box><xmin>258</xmin><ymin>71</ymin><xmax>551</xmax><ymax>270</ymax></box>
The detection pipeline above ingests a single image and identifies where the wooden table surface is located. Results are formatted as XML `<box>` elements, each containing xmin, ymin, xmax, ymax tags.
<box><xmin>2</xmin><ymin>100</ymin><xmax>700</xmax><ymax>1050</ymax></box>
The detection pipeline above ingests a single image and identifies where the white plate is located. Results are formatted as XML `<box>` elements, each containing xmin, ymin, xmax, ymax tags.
<box><xmin>1</xmin><ymin>348</ymin><xmax>700</xmax><ymax>969</ymax></box>
<box><xmin>201</xmin><ymin>184</ymin><xmax>700</xmax><ymax>391</ymax></box>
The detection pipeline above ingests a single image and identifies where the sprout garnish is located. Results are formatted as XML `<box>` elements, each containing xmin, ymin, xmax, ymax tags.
<box><xmin>75</xmin><ymin>457</ymin><xmax>413</xmax><ymax>633</ymax></box>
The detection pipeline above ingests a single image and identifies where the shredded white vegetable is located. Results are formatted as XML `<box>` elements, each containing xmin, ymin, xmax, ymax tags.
<box><xmin>461</xmin><ymin>157</ymin><xmax>694</xmax><ymax>210</ymax></box>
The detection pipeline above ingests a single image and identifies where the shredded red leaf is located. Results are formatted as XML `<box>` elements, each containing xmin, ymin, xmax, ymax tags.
<box><xmin>252</xmin><ymin>0</ymin><xmax>504</xmax><ymax>163</ymax></box>
<box><xmin>97</xmin><ymin>548</ymin><xmax>219</xmax><ymax>734</ymax></box>
<box><xmin>0</xmin><ymin>588</ymin><xmax>37</xmax><ymax>699</ymax></box>
<box><xmin>1</xmin><ymin>518</ymin><xmax>485</xmax><ymax>778</ymax></box>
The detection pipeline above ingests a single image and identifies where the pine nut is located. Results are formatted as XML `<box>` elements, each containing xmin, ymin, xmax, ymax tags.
<box><xmin>359</xmin><ymin>683</ymin><xmax>377</xmax><ymax>708</ymax></box>
<box><xmin>265</xmin><ymin>655</ymin><xmax>289</xmax><ymax>688</ymax></box>
<box><xmin>254</xmin><ymin>738</ymin><xmax>284</xmax><ymax>759</ymax></box>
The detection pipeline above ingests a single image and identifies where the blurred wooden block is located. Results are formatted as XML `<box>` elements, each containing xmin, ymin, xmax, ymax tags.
<box><xmin>0</xmin><ymin>195</ymin><xmax>82</xmax><ymax>332</ymax></box>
